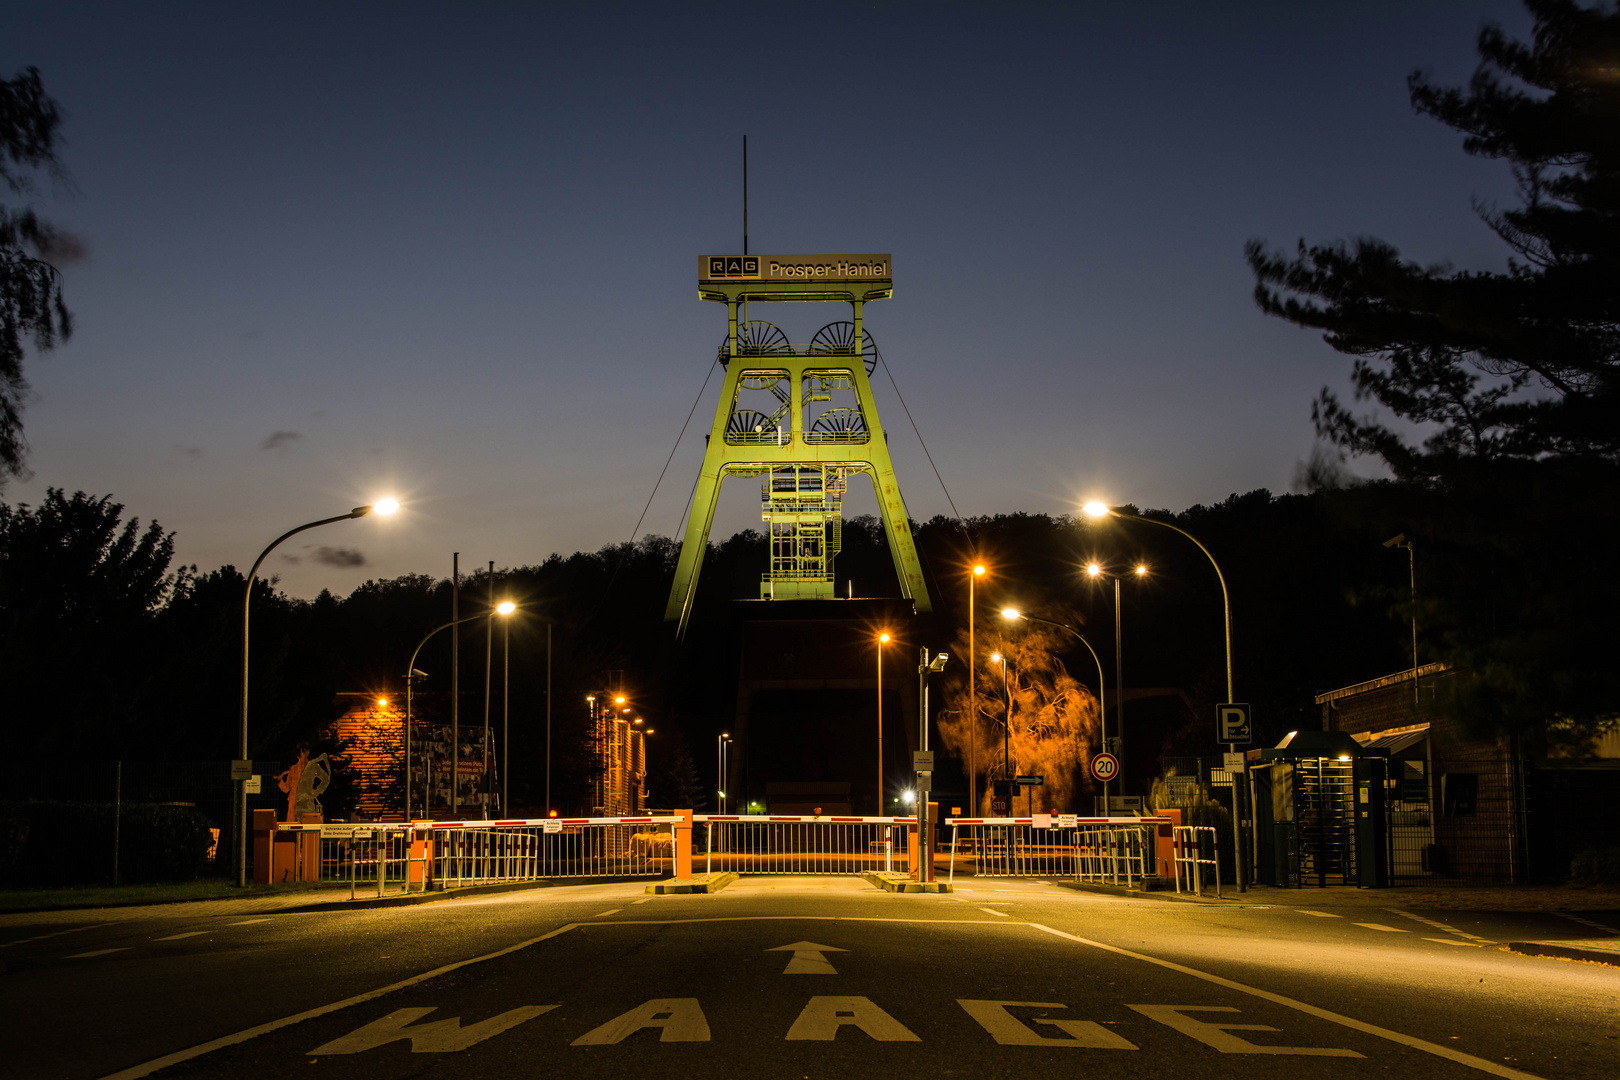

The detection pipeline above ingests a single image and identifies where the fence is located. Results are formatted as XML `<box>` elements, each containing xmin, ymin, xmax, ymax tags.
<box><xmin>1172</xmin><ymin>825</ymin><xmax>1221</xmax><ymax>897</ymax></box>
<box><xmin>947</xmin><ymin>817</ymin><xmax>1167</xmax><ymax>882</ymax></box>
<box><xmin>698</xmin><ymin>815</ymin><xmax>910</xmax><ymax>876</ymax></box>
<box><xmin>276</xmin><ymin>815</ymin><xmax>679</xmax><ymax>890</ymax></box>
<box><xmin>1073</xmin><ymin>825</ymin><xmax>1151</xmax><ymax>886</ymax></box>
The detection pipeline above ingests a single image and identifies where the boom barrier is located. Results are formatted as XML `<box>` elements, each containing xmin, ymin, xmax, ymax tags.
<box><xmin>947</xmin><ymin>817</ymin><xmax>1171</xmax><ymax>883</ymax></box>
<box><xmin>274</xmin><ymin>815</ymin><xmax>679</xmax><ymax>892</ymax></box>
<box><xmin>697</xmin><ymin>814</ymin><xmax>912</xmax><ymax>875</ymax></box>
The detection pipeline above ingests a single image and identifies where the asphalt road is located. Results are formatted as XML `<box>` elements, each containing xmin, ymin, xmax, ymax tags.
<box><xmin>2</xmin><ymin>879</ymin><xmax>1617</xmax><ymax>1080</ymax></box>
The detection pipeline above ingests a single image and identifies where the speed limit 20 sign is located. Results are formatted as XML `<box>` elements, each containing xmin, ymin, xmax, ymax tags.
<box><xmin>1090</xmin><ymin>752</ymin><xmax>1119</xmax><ymax>783</ymax></box>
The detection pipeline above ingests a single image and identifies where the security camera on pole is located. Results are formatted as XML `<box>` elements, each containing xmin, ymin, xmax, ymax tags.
<box><xmin>915</xmin><ymin>648</ymin><xmax>948</xmax><ymax>883</ymax></box>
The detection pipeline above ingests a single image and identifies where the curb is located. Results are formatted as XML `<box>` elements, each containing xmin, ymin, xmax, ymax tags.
<box><xmin>1505</xmin><ymin>941</ymin><xmax>1620</xmax><ymax>968</ymax></box>
<box><xmin>1053</xmin><ymin>880</ymin><xmax>1229</xmax><ymax>904</ymax></box>
<box><xmin>862</xmin><ymin>871</ymin><xmax>953</xmax><ymax>894</ymax></box>
<box><xmin>646</xmin><ymin>872</ymin><xmax>738</xmax><ymax>895</ymax></box>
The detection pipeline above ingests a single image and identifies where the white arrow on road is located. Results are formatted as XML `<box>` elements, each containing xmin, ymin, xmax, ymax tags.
<box><xmin>767</xmin><ymin>941</ymin><xmax>847</xmax><ymax>975</ymax></box>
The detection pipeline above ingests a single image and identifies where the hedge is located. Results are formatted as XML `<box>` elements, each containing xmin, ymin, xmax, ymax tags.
<box><xmin>0</xmin><ymin>800</ymin><xmax>217</xmax><ymax>887</ymax></box>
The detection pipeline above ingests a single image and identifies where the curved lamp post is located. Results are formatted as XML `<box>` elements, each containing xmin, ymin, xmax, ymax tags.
<box><xmin>236</xmin><ymin>498</ymin><xmax>398</xmax><ymax>887</ymax></box>
<box><xmin>404</xmin><ymin>602</ymin><xmax>515</xmax><ymax>820</ymax></box>
<box><xmin>1082</xmin><ymin>500</ymin><xmax>1246</xmax><ymax>891</ymax></box>
<box><xmin>1001</xmin><ymin>608</ymin><xmax>1109</xmax><ymax>809</ymax></box>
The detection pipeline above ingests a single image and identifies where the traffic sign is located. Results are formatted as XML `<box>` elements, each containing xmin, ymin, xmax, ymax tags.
<box><xmin>1217</xmin><ymin>703</ymin><xmax>1252</xmax><ymax>744</ymax></box>
<box><xmin>230</xmin><ymin>759</ymin><xmax>253</xmax><ymax>781</ymax></box>
<box><xmin>1223</xmin><ymin>751</ymin><xmax>1247</xmax><ymax>773</ymax></box>
<box><xmin>912</xmin><ymin>751</ymin><xmax>935</xmax><ymax>771</ymax></box>
<box><xmin>1090</xmin><ymin>752</ymin><xmax>1119</xmax><ymax>782</ymax></box>
<box><xmin>1015</xmin><ymin>774</ymin><xmax>1044</xmax><ymax>786</ymax></box>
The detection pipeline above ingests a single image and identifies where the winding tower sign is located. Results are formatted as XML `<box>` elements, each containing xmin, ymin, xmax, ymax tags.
<box><xmin>664</xmin><ymin>254</ymin><xmax>933</xmax><ymax>636</ymax></box>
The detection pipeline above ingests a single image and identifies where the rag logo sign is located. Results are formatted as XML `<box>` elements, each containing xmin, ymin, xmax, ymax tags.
<box><xmin>709</xmin><ymin>256</ymin><xmax>760</xmax><ymax>279</ymax></box>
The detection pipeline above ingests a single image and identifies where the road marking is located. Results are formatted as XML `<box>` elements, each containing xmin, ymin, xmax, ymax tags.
<box><xmin>310</xmin><ymin>1005</ymin><xmax>554</xmax><ymax>1054</ymax></box>
<box><xmin>1</xmin><ymin>925</ymin><xmax>99</xmax><ymax>949</ymax></box>
<box><xmin>1129</xmin><ymin>1004</ymin><xmax>1361</xmax><ymax>1057</ymax></box>
<box><xmin>1296</xmin><ymin>910</ymin><xmax>1340</xmax><ymax>918</ymax></box>
<box><xmin>631</xmin><ymin>898</ymin><xmax>651</xmax><ymax>905</ymax></box>
<box><xmin>97</xmin><ymin>923</ymin><xmax>581</xmax><ymax>1080</ymax></box>
<box><xmin>1554</xmin><ymin>912</ymin><xmax>1619</xmax><ymax>935</ymax></box>
<box><xmin>1388</xmin><ymin>909</ymin><xmax>1496</xmax><ymax>944</ymax></box>
<box><xmin>1026</xmin><ymin>923</ymin><xmax>1546</xmax><ymax>1079</ymax></box>
<box><xmin>593</xmin><ymin>909</ymin><xmax>622</xmax><ymax>917</ymax></box>
<box><xmin>573</xmin><ymin>999</ymin><xmax>709</xmax><ymax>1044</ymax></box>
<box><xmin>958</xmin><ymin>1000</ymin><xmax>1137</xmax><ymax>1048</ymax></box>
<box><xmin>979</xmin><ymin>907</ymin><xmax>1011</xmax><ymax>917</ymax></box>
<box><xmin>229</xmin><ymin>918</ymin><xmax>272</xmax><ymax>926</ymax></box>
<box><xmin>68</xmin><ymin>948</ymin><xmax>130</xmax><ymax>958</ymax></box>
<box><xmin>785</xmin><ymin>996</ymin><xmax>919</xmax><ymax>1041</ymax></box>
<box><xmin>1353</xmin><ymin>923</ymin><xmax>1408</xmax><ymax>933</ymax></box>
<box><xmin>1424</xmin><ymin>938</ymin><xmax>1482</xmax><ymax>948</ymax></box>
<box><xmin>155</xmin><ymin>931</ymin><xmax>208</xmax><ymax>941</ymax></box>
<box><xmin>767</xmin><ymin>940</ymin><xmax>846</xmax><ymax>975</ymax></box>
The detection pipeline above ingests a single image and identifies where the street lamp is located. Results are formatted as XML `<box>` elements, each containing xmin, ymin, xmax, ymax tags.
<box><xmin>236</xmin><ymin>497</ymin><xmax>398</xmax><ymax>887</ymax></box>
<box><xmin>876</xmin><ymin>631</ymin><xmax>890</xmax><ymax>815</ymax></box>
<box><xmin>1084</xmin><ymin>499</ymin><xmax>1246</xmax><ymax>891</ymax></box>
<box><xmin>496</xmin><ymin>600</ymin><xmax>515</xmax><ymax>814</ymax></box>
<box><xmin>916</xmin><ymin>648</ymin><xmax>948</xmax><ymax>883</ymax></box>
<box><xmin>404</xmin><ymin>602</ymin><xmax>515</xmax><ymax>820</ymax></box>
<box><xmin>1001</xmin><ymin>608</ymin><xmax>1109</xmax><ymax>811</ymax></box>
<box><xmin>717</xmin><ymin>732</ymin><xmax>733</xmax><ymax>813</ymax></box>
<box><xmin>989</xmin><ymin>651</ymin><xmax>1012</xmax><ymax>813</ymax></box>
<box><xmin>968</xmin><ymin>563</ymin><xmax>987</xmax><ymax>817</ymax></box>
<box><xmin>1083</xmin><ymin>560</ymin><xmax>1145</xmax><ymax>792</ymax></box>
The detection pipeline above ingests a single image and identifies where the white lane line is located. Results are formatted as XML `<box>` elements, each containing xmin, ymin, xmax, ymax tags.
<box><xmin>1027</xmin><ymin>922</ymin><xmax>1544</xmax><ymax>1080</ymax></box>
<box><xmin>593</xmin><ymin>909</ymin><xmax>622</xmax><ymax>918</ymax></box>
<box><xmin>96</xmin><ymin>923</ymin><xmax>581</xmax><ymax>1080</ymax></box>
<box><xmin>1388</xmin><ymin>909</ymin><xmax>1496</xmax><ymax>944</ymax></box>
<box><xmin>67</xmin><ymin>948</ymin><xmax>130</xmax><ymax>959</ymax></box>
<box><xmin>229</xmin><ymin>918</ymin><xmax>272</xmax><ymax>926</ymax></box>
<box><xmin>631</xmin><ymin>898</ymin><xmax>651</xmax><ymax>905</ymax></box>
<box><xmin>1555</xmin><ymin>912</ymin><xmax>1619</xmax><ymax>935</ymax></box>
<box><xmin>1297</xmin><ymin>910</ymin><xmax>1340</xmax><ymax>918</ymax></box>
<box><xmin>155</xmin><ymin>932</ymin><xmax>208</xmax><ymax>941</ymax></box>
<box><xmin>1353</xmin><ymin>923</ymin><xmax>1408</xmax><ymax>933</ymax></box>
<box><xmin>978</xmin><ymin>907</ymin><xmax>1011</xmax><ymax>917</ymax></box>
<box><xmin>1</xmin><ymin>925</ymin><xmax>98</xmax><ymax>949</ymax></box>
<box><xmin>1424</xmin><ymin>937</ymin><xmax>1482</xmax><ymax>948</ymax></box>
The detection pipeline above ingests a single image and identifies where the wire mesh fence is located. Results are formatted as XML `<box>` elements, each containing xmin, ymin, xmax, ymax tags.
<box><xmin>698</xmin><ymin>816</ymin><xmax>910</xmax><ymax>876</ymax></box>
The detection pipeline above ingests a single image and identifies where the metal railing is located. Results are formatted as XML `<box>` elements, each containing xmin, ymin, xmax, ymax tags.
<box><xmin>948</xmin><ymin>817</ymin><xmax>1169</xmax><ymax>882</ymax></box>
<box><xmin>1173</xmin><ymin>824</ymin><xmax>1221</xmax><ymax>897</ymax></box>
<box><xmin>697</xmin><ymin>815</ymin><xmax>910</xmax><ymax>875</ymax></box>
<box><xmin>1074</xmin><ymin>825</ymin><xmax>1151</xmax><ymax>886</ymax></box>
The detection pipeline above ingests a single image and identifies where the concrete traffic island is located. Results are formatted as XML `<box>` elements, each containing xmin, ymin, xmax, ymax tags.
<box><xmin>862</xmin><ymin>870</ymin><xmax>953</xmax><ymax>894</ymax></box>
<box><xmin>1504</xmin><ymin>939</ymin><xmax>1620</xmax><ymax>967</ymax></box>
<box><xmin>645</xmin><ymin>872</ymin><xmax>739</xmax><ymax>895</ymax></box>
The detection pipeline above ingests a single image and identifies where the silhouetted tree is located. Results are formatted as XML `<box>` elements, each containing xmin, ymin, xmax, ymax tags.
<box><xmin>1246</xmin><ymin>1</ymin><xmax>1620</xmax><ymax>744</ymax></box>
<box><xmin>1</xmin><ymin>68</ymin><xmax>81</xmax><ymax>482</ymax></box>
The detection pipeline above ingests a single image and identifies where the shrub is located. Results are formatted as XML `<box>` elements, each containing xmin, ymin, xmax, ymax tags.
<box><xmin>1569</xmin><ymin>846</ymin><xmax>1620</xmax><ymax>885</ymax></box>
<box><xmin>0</xmin><ymin>801</ymin><xmax>217</xmax><ymax>887</ymax></box>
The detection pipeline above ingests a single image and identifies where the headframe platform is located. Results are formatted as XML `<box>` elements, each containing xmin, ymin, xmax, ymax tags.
<box><xmin>664</xmin><ymin>254</ymin><xmax>933</xmax><ymax>637</ymax></box>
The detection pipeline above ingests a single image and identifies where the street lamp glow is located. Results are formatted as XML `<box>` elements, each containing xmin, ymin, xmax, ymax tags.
<box><xmin>973</xmin><ymin>564</ymin><xmax>986</xmax><ymax>576</ymax></box>
<box><xmin>373</xmin><ymin>498</ymin><xmax>400</xmax><ymax>515</ymax></box>
<box><xmin>1135</xmin><ymin>564</ymin><xmax>1149</xmax><ymax>576</ymax></box>
<box><xmin>496</xmin><ymin>601</ymin><xmax>516</xmax><ymax>615</ymax></box>
<box><xmin>903</xmin><ymin>789</ymin><xmax>916</xmax><ymax>804</ymax></box>
<box><xmin>614</xmin><ymin>695</ymin><xmax>626</xmax><ymax>705</ymax></box>
<box><xmin>1082</xmin><ymin>501</ymin><xmax>1111</xmax><ymax>518</ymax></box>
<box><xmin>1001</xmin><ymin>608</ymin><xmax>1021</xmax><ymax>620</ymax></box>
<box><xmin>879</xmin><ymin>632</ymin><xmax>890</xmax><ymax>643</ymax></box>
<box><xmin>989</xmin><ymin>652</ymin><xmax>1001</xmax><ymax>662</ymax></box>
<box><xmin>376</xmin><ymin>697</ymin><xmax>388</xmax><ymax>707</ymax></box>
<box><xmin>1086</xmin><ymin>562</ymin><xmax>1103</xmax><ymax>578</ymax></box>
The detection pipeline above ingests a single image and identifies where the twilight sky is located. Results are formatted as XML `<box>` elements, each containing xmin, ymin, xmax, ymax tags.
<box><xmin>3</xmin><ymin>1</ymin><xmax>1529</xmax><ymax>597</ymax></box>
